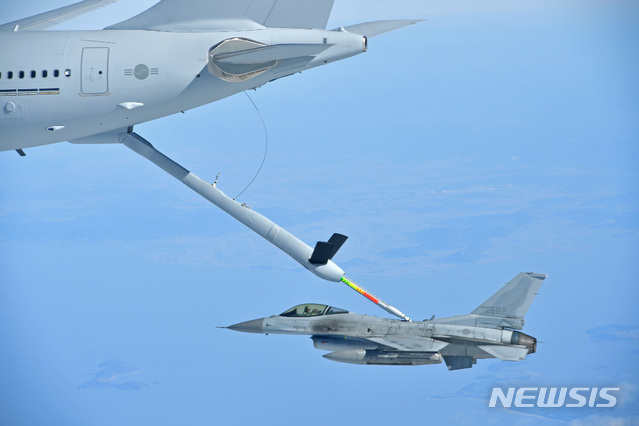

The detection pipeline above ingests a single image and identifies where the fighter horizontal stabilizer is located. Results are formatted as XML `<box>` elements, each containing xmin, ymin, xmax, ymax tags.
<box><xmin>0</xmin><ymin>0</ymin><xmax>118</xmax><ymax>32</ymax></box>
<box><xmin>478</xmin><ymin>345</ymin><xmax>529</xmax><ymax>361</ymax></box>
<box><xmin>342</xmin><ymin>20</ymin><xmax>422</xmax><ymax>38</ymax></box>
<box><xmin>309</xmin><ymin>233</ymin><xmax>348</xmax><ymax>265</ymax></box>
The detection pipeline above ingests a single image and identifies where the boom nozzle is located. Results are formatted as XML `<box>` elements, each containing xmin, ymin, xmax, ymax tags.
<box><xmin>341</xmin><ymin>276</ymin><xmax>412</xmax><ymax>322</ymax></box>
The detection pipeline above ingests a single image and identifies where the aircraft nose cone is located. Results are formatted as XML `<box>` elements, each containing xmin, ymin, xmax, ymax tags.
<box><xmin>227</xmin><ymin>318</ymin><xmax>265</xmax><ymax>334</ymax></box>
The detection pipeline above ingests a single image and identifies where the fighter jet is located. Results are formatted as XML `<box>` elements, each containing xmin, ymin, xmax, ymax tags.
<box><xmin>227</xmin><ymin>272</ymin><xmax>547</xmax><ymax>370</ymax></box>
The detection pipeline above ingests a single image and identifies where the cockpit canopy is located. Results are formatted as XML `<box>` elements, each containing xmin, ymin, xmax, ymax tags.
<box><xmin>280</xmin><ymin>304</ymin><xmax>349</xmax><ymax>318</ymax></box>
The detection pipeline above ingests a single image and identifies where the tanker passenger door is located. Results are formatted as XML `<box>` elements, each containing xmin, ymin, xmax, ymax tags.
<box><xmin>81</xmin><ymin>47</ymin><xmax>109</xmax><ymax>95</ymax></box>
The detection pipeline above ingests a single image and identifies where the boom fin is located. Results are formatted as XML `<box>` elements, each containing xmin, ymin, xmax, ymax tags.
<box><xmin>309</xmin><ymin>233</ymin><xmax>347</xmax><ymax>265</ymax></box>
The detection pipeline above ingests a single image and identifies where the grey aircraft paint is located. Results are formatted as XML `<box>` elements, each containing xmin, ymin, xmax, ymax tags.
<box><xmin>0</xmin><ymin>0</ymin><xmax>419</xmax><ymax>317</ymax></box>
<box><xmin>227</xmin><ymin>273</ymin><xmax>548</xmax><ymax>370</ymax></box>
<box><xmin>0</xmin><ymin>0</ymin><xmax>418</xmax><ymax>151</ymax></box>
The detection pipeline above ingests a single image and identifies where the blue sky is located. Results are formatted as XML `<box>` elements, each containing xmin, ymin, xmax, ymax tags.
<box><xmin>1</xmin><ymin>0</ymin><xmax>638</xmax><ymax>425</ymax></box>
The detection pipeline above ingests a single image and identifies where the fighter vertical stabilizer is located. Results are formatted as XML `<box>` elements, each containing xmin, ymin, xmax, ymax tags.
<box><xmin>472</xmin><ymin>272</ymin><xmax>547</xmax><ymax>319</ymax></box>
<box><xmin>434</xmin><ymin>272</ymin><xmax>547</xmax><ymax>330</ymax></box>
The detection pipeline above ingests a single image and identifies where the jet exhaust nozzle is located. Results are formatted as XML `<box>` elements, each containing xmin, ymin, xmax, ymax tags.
<box><xmin>512</xmin><ymin>331</ymin><xmax>537</xmax><ymax>354</ymax></box>
<box><xmin>507</xmin><ymin>330</ymin><xmax>537</xmax><ymax>354</ymax></box>
<box><xmin>499</xmin><ymin>330</ymin><xmax>537</xmax><ymax>354</ymax></box>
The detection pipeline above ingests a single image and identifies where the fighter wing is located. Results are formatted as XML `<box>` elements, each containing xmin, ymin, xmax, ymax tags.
<box><xmin>368</xmin><ymin>336</ymin><xmax>448</xmax><ymax>352</ymax></box>
<box><xmin>0</xmin><ymin>0</ymin><xmax>118</xmax><ymax>32</ymax></box>
<box><xmin>105</xmin><ymin>0</ymin><xmax>335</xmax><ymax>31</ymax></box>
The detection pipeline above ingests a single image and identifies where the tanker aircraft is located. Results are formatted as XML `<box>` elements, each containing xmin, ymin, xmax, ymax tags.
<box><xmin>227</xmin><ymin>272</ymin><xmax>548</xmax><ymax>370</ymax></box>
<box><xmin>0</xmin><ymin>1</ymin><xmax>420</xmax><ymax>311</ymax></box>
<box><xmin>0</xmin><ymin>0</ymin><xmax>417</xmax><ymax>152</ymax></box>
